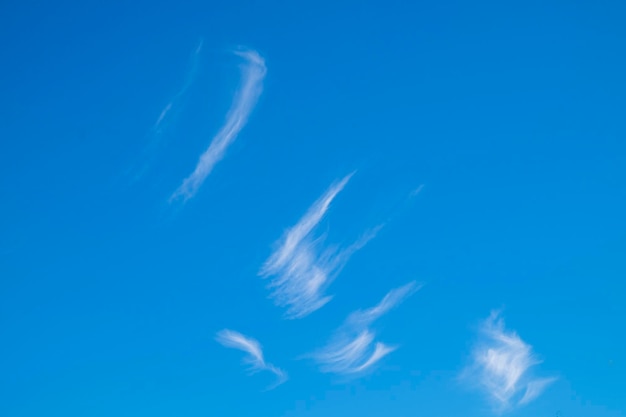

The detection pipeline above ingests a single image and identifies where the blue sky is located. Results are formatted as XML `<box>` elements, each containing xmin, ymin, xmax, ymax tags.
<box><xmin>1</xmin><ymin>0</ymin><xmax>625</xmax><ymax>416</ymax></box>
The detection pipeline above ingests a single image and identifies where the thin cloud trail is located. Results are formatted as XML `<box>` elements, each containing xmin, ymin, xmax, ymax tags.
<box><xmin>352</xmin><ymin>342</ymin><xmax>396</xmax><ymax>373</ymax></box>
<box><xmin>260</xmin><ymin>173</ymin><xmax>382</xmax><ymax>319</ymax></box>
<box><xmin>345</xmin><ymin>281</ymin><xmax>420</xmax><ymax>328</ymax></box>
<box><xmin>312</xmin><ymin>281</ymin><xmax>420</xmax><ymax>375</ymax></box>
<box><xmin>171</xmin><ymin>48</ymin><xmax>266</xmax><ymax>201</ymax></box>
<box><xmin>463</xmin><ymin>311</ymin><xmax>556</xmax><ymax>412</ymax></box>
<box><xmin>215</xmin><ymin>329</ymin><xmax>287</xmax><ymax>389</ymax></box>
<box><xmin>519</xmin><ymin>377</ymin><xmax>558</xmax><ymax>405</ymax></box>
<box><xmin>129</xmin><ymin>39</ymin><xmax>204</xmax><ymax>182</ymax></box>
<box><xmin>153</xmin><ymin>39</ymin><xmax>204</xmax><ymax>134</ymax></box>
<box><xmin>410</xmin><ymin>183</ymin><xmax>425</xmax><ymax>197</ymax></box>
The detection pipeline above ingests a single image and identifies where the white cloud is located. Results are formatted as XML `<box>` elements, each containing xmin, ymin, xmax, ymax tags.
<box><xmin>215</xmin><ymin>329</ymin><xmax>287</xmax><ymax>389</ymax></box>
<box><xmin>315</xmin><ymin>330</ymin><xmax>376</xmax><ymax>374</ymax></box>
<box><xmin>171</xmin><ymin>48</ymin><xmax>266</xmax><ymax>201</ymax></box>
<box><xmin>312</xmin><ymin>282</ymin><xmax>419</xmax><ymax>375</ymax></box>
<box><xmin>346</xmin><ymin>281</ymin><xmax>421</xmax><ymax>328</ymax></box>
<box><xmin>260</xmin><ymin>173</ymin><xmax>381</xmax><ymax>319</ymax></box>
<box><xmin>519</xmin><ymin>377</ymin><xmax>558</xmax><ymax>405</ymax></box>
<box><xmin>353</xmin><ymin>342</ymin><xmax>396</xmax><ymax>373</ymax></box>
<box><xmin>466</xmin><ymin>312</ymin><xmax>556</xmax><ymax>412</ymax></box>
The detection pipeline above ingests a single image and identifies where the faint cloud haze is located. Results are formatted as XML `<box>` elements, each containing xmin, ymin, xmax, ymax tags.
<box><xmin>130</xmin><ymin>39</ymin><xmax>204</xmax><ymax>181</ymax></box>
<box><xmin>153</xmin><ymin>39</ymin><xmax>204</xmax><ymax>134</ymax></box>
<box><xmin>410</xmin><ymin>184</ymin><xmax>425</xmax><ymax>197</ymax></box>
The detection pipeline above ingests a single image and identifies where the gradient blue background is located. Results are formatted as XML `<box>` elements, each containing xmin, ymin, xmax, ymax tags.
<box><xmin>1</xmin><ymin>0</ymin><xmax>625</xmax><ymax>416</ymax></box>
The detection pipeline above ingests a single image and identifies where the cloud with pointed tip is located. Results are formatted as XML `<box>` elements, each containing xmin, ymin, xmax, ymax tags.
<box><xmin>345</xmin><ymin>281</ymin><xmax>421</xmax><ymax>328</ymax></box>
<box><xmin>463</xmin><ymin>311</ymin><xmax>556</xmax><ymax>412</ymax></box>
<box><xmin>171</xmin><ymin>48</ymin><xmax>266</xmax><ymax>201</ymax></box>
<box><xmin>260</xmin><ymin>173</ymin><xmax>382</xmax><ymax>319</ymax></box>
<box><xmin>312</xmin><ymin>281</ymin><xmax>420</xmax><ymax>375</ymax></box>
<box><xmin>215</xmin><ymin>329</ymin><xmax>287</xmax><ymax>389</ymax></box>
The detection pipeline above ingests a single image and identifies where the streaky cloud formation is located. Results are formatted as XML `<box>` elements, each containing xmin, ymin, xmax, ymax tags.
<box><xmin>519</xmin><ymin>377</ymin><xmax>558</xmax><ymax>405</ymax></box>
<box><xmin>215</xmin><ymin>329</ymin><xmax>287</xmax><ymax>389</ymax></box>
<box><xmin>260</xmin><ymin>173</ymin><xmax>381</xmax><ymax>319</ymax></box>
<box><xmin>313</xmin><ymin>281</ymin><xmax>420</xmax><ymax>375</ymax></box>
<box><xmin>171</xmin><ymin>48</ymin><xmax>266</xmax><ymax>201</ymax></box>
<box><xmin>263</xmin><ymin>173</ymin><xmax>352</xmax><ymax>272</ymax></box>
<box><xmin>410</xmin><ymin>183</ymin><xmax>425</xmax><ymax>197</ymax></box>
<box><xmin>346</xmin><ymin>281</ymin><xmax>420</xmax><ymax>328</ymax></box>
<box><xmin>465</xmin><ymin>311</ymin><xmax>556</xmax><ymax>412</ymax></box>
<box><xmin>130</xmin><ymin>39</ymin><xmax>204</xmax><ymax>182</ymax></box>
<box><xmin>153</xmin><ymin>39</ymin><xmax>204</xmax><ymax>134</ymax></box>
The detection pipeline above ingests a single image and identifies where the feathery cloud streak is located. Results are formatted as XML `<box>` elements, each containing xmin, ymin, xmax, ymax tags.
<box><xmin>313</xmin><ymin>281</ymin><xmax>419</xmax><ymax>375</ymax></box>
<box><xmin>171</xmin><ymin>49</ymin><xmax>266</xmax><ymax>201</ymax></box>
<box><xmin>129</xmin><ymin>40</ymin><xmax>204</xmax><ymax>182</ymax></box>
<box><xmin>260</xmin><ymin>173</ymin><xmax>381</xmax><ymax>319</ymax></box>
<box><xmin>410</xmin><ymin>184</ymin><xmax>425</xmax><ymax>197</ymax></box>
<box><xmin>215</xmin><ymin>329</ymin><xmax>287</xmax><ymax>389</ymax></box>
<box><xmin>465</xmin><ymin>312</ymin><xmax>556</xmax><ymax>412</ymax></box>
<box><xmin>346</xmin><ymin>281</ymin><xmax>421</xmax><ymax>328</ymax></box>
<box><xmin>153</xmin><ymin>39</ymin><xmax>204</xmax><ymax>134</ymax></box>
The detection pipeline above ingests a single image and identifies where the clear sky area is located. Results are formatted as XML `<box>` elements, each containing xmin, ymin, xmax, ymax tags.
<box><xmin>1</xmin><ymin>1</ymin><xmax>625</xmax><ymax>416</ymax></box>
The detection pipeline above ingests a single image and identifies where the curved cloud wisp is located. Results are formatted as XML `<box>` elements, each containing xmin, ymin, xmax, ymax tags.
<box><xmin>129</xmin><ymin>39</ymin><xmax>204</xmax><ymax>182</ymax></box>
<box><xmin>171</xmin><ymin>49</ymin><xmax>266</xmax><ymax>201</ymax></box>
<box><xmin>465</xmin><ymin>312</ymin><xmax>556</xmax><ymax>412</ymax></box>
<box><xmin>153</xmin><ymin>39</ymin><xmax>204</xmax><ymax>135</ymax></box>
<box><xmin>260</xmin><ymin>173</ymin><xmax>381</xmax><ymax>319</ymax></box>
<box><xmin>313</xmin><ymin>281</ymin><xmax>419</xmax><ymax>375</ymax></box>
<box><xmin>346</xmin><ymin>281</ymin><xmax>420</xmax><ymax>328</ymax></box>
<box><xmin>215</xmin><ymin>329</ymin><xmax>287</xmax><ymax>389</ymax></box>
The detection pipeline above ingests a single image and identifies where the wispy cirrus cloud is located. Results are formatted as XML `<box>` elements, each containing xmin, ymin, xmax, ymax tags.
<box><xmin>215</xmin><ymin>329</ymin><xmax>287</xmax><ymax>389</ymax></box>
<box><xmin>130</xmin><ymin>39</ymin><xmax>204</xmax><ymax>182</ymax></box>
<box><xmin>312</xmin><ymin>281</ymin><xmax>420</xmax><ymax>375</ymax></box>
<box><xmin>153</xmin><ymin>39</ymin><xmax>204</xmax><ymax>134</ymax></box>
<box><xmin>410</xmin><ymin>183</ymin><xmax>425</xmax><ymax>197</ymax></box>
<box><xmin>171</xmin><ymin>48</ymin><xmax>266</xmax><ymax>201</ymax></box>
<box><xmin>259</xmin><ymin>173</ymin><xmax>382</xmax><ymax>319</ymax></box>
<box><xmin>463</xmin><ymin>311</ymin><xmax>556</xmax><ymax>412</ymax></box>
<box><xmin>345</xmin><ymin>281</ymin><xmax>421</xmax><ymax>328</ymax></box>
